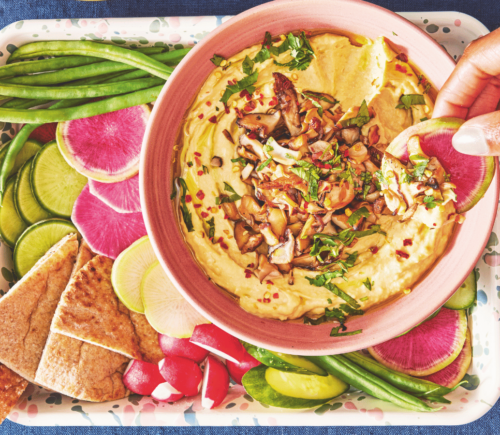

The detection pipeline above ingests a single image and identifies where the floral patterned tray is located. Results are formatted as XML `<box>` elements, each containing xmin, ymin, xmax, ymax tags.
<box><xmin>0</xmin><ymin>11</ymin><xmax>498</xmax><ymax>427</ymax></box>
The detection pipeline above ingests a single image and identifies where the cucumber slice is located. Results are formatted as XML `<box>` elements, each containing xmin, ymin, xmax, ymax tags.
<box><xmin>242</xmin><ymin>342</ymin><xmax>327</xmax><ymax>376</ymax></box>
<box><xmin>444</xmin><ymin>271</ymin><xmax>477</xmax><ymax>310</ymax></box>
<box><xmin>14</xmin><ymin>218</ymin><xmax>78</xmax><ymax>278</ymax></box>
<box><xmin>0</xmin><ymin>139</ymin><xmax>41</xmax><ymax>176</ymax></box>
<box><xmin>31</xmin><ymin>140</ymin><xmax>87</xmax><ymax>218</ymax></box>
<box><xmin>111</xmin><ymin>235</ymin><xmax>157</xmax><ymax>314</ymax></box>
<box><xmin>14</xmin><ymin>158</ymin><xmax>52</xmax><ymax>225</ymax></box>
<box><xmin>242</xmin><ymin>365</ymin><xmax>349</xmax><ymax>409</ymax></box>
<box><xmin>0</xmin><ymin>177</ymin><xmax>27</xmax><ymax>248</ymax></box>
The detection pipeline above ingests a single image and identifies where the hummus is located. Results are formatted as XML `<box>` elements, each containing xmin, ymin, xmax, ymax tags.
<box><xmin>175</xmin><ymin>32</ymin><xmax>457</xmax><ymax>323</ymax></box>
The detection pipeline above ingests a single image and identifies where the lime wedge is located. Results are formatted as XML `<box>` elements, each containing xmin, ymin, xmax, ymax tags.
<box><xmin>141</xmin><ymin>261</ymin><xmax>209</xmax><ymax>338</ymax></box>
<box><xmin>111</xmin><ymin>235</ymin><xmax>157</xmax><ymax>313</ymax></box>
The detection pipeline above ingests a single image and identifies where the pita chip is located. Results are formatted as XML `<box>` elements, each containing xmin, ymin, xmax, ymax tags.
<box><xmin>52</xmin><ymin>255</ymin><xmax>162</xmax><ymax>362</ymax></box>
<box><xmin>0</xmin><ymin>364</ymin><xmax>28</xmax><ymax>424</ymax></box>
<box><xmin>0</xmin><ymin>234</ymin><xmax>78</xmax><ymax>382</ymax></box>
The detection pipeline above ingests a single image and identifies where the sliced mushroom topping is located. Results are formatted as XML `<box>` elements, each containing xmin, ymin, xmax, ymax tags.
<box><xmin>308</xmin><ymin>140</ymin><xmax>331</xmax><ymax>154</ymax></box>
<box><xmin>259</xmin><ymin>175</ymin><xmax>308</xmax><ymax>195</ymax></box>
<box><xmin>221</xmin><ymin>201</ymin><xmax>240</xmax><ymax>220</ymax></box>
<box><xmin>259</xmin><ymin>222</ymin><xmax>280</xmax><ymax>246</ymax></box>
<box><xmin>239</xmin><ymin>134</ymin><xmax>267</xmax><ymax>160</ymax></box>
<box><xmin>291</xmin><ymin>253</ymin><xmax>319</xmax><ymax>269</ymax></box>
<box><xmin>324</xmin><ymin>181</ymin><xmax>355</xmax><ymax>211</ymax></box>
<box><xmin>368</xmin><ymin>124</ymin><xmax>380</xmax><ymax>146</ymax></box>
<box><xmin>366</xmin><ymin>191</ymin><xmax>382</xmax><ymax>204</ymax></box>
<box><xmin>211</xmin><ymin>156</ymin><xmax>223</xmax><ymax>167</ymax></box>
<box><xmin>331</xmin><ymin>214</ymin><xmax>350</xmax><ymax>230</ymax></box>
<box><xmin>272</xmin><ymin>191</ymin><xmax>300</xmax><ymax>213</ymax></box>
<box><xmin>322</xmin><ymin>221</ymin><xmax>337</xmax><ymax>235</ymax></box>
<box><xmin>341</xmin><ymin>127</ymin><xmax>360</xmax><ymax>145</ymax></box>
<box><xmin>237</xmin><ymin>145</ymin><xmax>259</xmax><ymax>162</ymax></box>
<box><xmin>287</xmin><ymin>221</ymin><xmax>304</xmax><ymax>237</ymax></box>
<box><xmin>399</xmin><ymin>202</ymin><xmax>418</xmax><ymax>222</ymax></box>
<box><xmin>236</xmin><ymin>111</ymin><xmax>282</xmax><ymax>138</ymax></box>
<box><xmin>364</xmin><ymin>159</ymin><xmax>379</xmax><ymax>174</ymax></box>
<box><xmin>301</xmin><ymin>91</ymin><xmax>336</xmax><ymax>112</ymax></box>
<box><xmin>348</xmin><ymin>142</ymin><xmax>369</xmax><ymax>164</ymax></box>
<box><xmin>427</xmin><ymin>157</ymin><xmax>446</xmax><ymax>185</ymax></box>
<box><xmin>222</xmin><ymin>129</ymin><xmax>235</xmax><ymax>144</ymax></box>
<box><xmin>267</xmin><ymin>207</ymin><xmax>288</xmax><ymax>238</ymax></box>
<box><xmin>238</xmin><ymin>195</ymin><xmax>266</xmax><ymax>223</ymax></box>
<box><xmin>234</xmin><ymin>221</ymin><xmax>264</xmax><ymax>254</ymax></box>
<box><xmin>241</xmin><ymin>163</ymin><xmax>254</xmax><ymax>180</ymax></box>
<box><xmin>273</xmin><ymin>72</ymin><xmax>302</xmax><ymax>137</ymax></box>
<box><xmin>287</xmin><ymin>134</ymin><xmax>309</xmax><ymax>151</ymax></box>
<box><xmin>257</xmin><ymin>254</ymin><xmax>282</xmax><ymax>283</ymax></box>
<box><xmin>269</xmin><ymin>229</ymin><xmax>295</xmax><ymax>264</ymax></box>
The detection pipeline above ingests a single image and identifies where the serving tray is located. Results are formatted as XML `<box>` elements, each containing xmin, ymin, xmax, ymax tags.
<box><xmin>0</xmin><ymin>11</ymin><xmax>498</xmax><ymax>427</ymax></box>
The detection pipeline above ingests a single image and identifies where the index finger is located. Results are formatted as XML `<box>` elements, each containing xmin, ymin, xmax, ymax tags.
<box><xmin>433</xmin><ymin>28</ymin><xmax>500</xmax><ymax>119</ymax></box>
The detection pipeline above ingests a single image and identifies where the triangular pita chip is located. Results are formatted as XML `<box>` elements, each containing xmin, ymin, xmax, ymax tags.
<box><xmin>52</xmin><ymin>255</ymin><xmax>162</xmax><ymax>362</ymax></box>
<box><xmin>0</xmin><ymin>364</ymin><xmax>28</xmax><ymax>424</ymax></box>
<box><xmin>0</xmin><ymin>234</ymin><xmax>78</xmax><ymax>382</ymax></box>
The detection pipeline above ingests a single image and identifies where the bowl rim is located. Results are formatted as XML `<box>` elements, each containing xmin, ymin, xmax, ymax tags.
<box><xmin>141</xmin><ymin>0</ymin><xmax>500</xmax><ymax>355</ymax></box>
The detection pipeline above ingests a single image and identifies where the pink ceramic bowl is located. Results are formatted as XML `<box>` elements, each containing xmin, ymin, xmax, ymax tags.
<box><xmin>141</xmin><ymin>0</ymin><xmax>499</xmax><ymax>355</ymax></box>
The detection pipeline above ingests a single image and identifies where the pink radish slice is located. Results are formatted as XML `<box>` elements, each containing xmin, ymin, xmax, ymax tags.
<box><xmin>72</xmin><ymin>184</ymin><xmax>147</xmax><ymax>259</ymax></box>
<box><xmin>123</xmin><ymin>360</ymin><xmax>165</xmax><ymax>396</ymax></box>
<box><xmin>158</xmin><ymin>334</ymin><xmax>209</xmax><ymax>363</ymax></box>
<box><xmin>226</xmin><ymin>348</ymin><xmax>261</xmax><ymax>385</ymax></box>
<box><xmin>158</xmin><ymin>356</ymin><xmax>203</xmax><ymax>397</ymax></box>
<box><xmin>57</xmin><ymin>105</ymin><xmax>150</xmax><ymax>182</ymax></box>
<box><xmin>88</xmin><ymin>174</ymin><xmax>141</xmax><ymax>213</ymax></box>
<box><xmin>151</xmin><ymin>382</ymin><xmax>184</xmax><ymax>403</ymax></box>
<box><xmin>201</xmin><ymin>355</ymin><xmax>230</xmax><ymax>409</ymax></box>
<box><xmin>190</xmin><ymin>324</ymin><xmax>245</xmax><ymax>364</ymax></box>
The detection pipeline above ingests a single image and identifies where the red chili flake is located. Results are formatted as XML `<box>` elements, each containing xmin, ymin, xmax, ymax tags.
<box><xmin>195</xmin><ymin>157</ymin><xmax>202</xmax><ymax>167</ymax></box>
<box><xmin>217</xmin><ymin>237</ymin><xmax>224</xmax><ymax>244</ymax></box>
<box><xmin>206</xmin><ymin>101</ymin><xmax>212</xmax><ymax>107</ymax></box>
<box><xmin>240</xmin><ymin>89</ymin><xmax>250</xmax><ymax>99</ymax></box>
<box><xmin>224</xmin><ymin>214</ymin><xmax>229</xmax><ymax>220</ymax></box>
<box><xmin>198</xmin><ymin>114</ymin><xmax>204</xmax><ymax>119</ymax></box>
<box><xmin>194</xmin><ymin>152</ymin><xmax>201</xmax><ymax>157</ymax></box>
<box><xmin>303</xmin><ymin>201</ymin><xmax>309</xmax><ymax>210</ymax></box>
<box><xmin>244</xmin><ymin>101</ymin><xmax>256</xmax><ymax>112</ymax></box>
<box><xmin>259</xmin><ymin>100</ymin><xmax>264</xmax><ymax>106</ymax></box>
<box><xmin>257</xmin><ymin>298</ymin><xmax>262</xmax><ymax>302</ymax></box>
<box><xmin>194</xmin><ymin>204</ymin><xmax>202</xmax><ymax>209</ymax></box>
<box><xmin>273</xmin><ymin>293</ymin><xmax>279</xmax><ymax>299</ymax></box>
<box><xmin>264</xmin><ymin>298</ymin><xmax>271</xmax><ymax>303</ymax></box>
<box><xmin>396</xmin><ymin>53</ymin><xmax>409</xmax><ymax>62</ymax></box>
<box><xmin>220</xmin><ymin>242</ymin><xmax>229</xmax><ymax>249</ymax></box>
<box><xmin>396</xmin><ymin>250</ymin><xmax>409</xmax><ymax>259</ymax></box>
<box><xmin>324</xmin><ymin>164</ymin><xmax>332</xmax><ymax>169</ymax></box>
<box><xmin>247</xmin><ymin>263</ymin><xmax>255</xmax><ymax>268</ymax></box>
<box><xmin>260</xmin><ymin>93</ymin><xmax>264</xmax><ymax>99</ymax></box>
<box><xmin>196</xmin><ymin>190</ymin><xmax>205</xmax><ymax>200</ymax></box>
<box><xmin>187</xmin><ymin>161</ymin><xmax>193</xmax><ymax>167</ymax></box>
<box><xmin>403</xmin><ymin>239</ymin><xmax>413</xmax><ymax>246</ymax></box>
<box><xmin>371</xmin><ymin>246</ymin><xmax>379</xmax><ymax>254</ymax></box>
<box><xmin>224</xmin><ymin>105</ymin><xmax>230</xmax><ymax>114</ymax></box>
<box><xmin>395</xmin><ymin>64</ymin><xmax>408</xmax><ymax>74</ymax></box>
<box><xmin>185</xmin><ymin>195</ymin><xmax>192</xmax><ymax>203</ymax></box>
<box><xmin>201</xmin><ymin>232</ymin><xmax>205</xmax><ymax>238</ymax></box>
<box><xmin>269</xmin><ymin>96</ymin><xmax>278</xmax><ymax>106</ymax></box>
<box><xmin>208</xmin><ymin>115</ymin><xmax>217</xmax><ymax>123</ymax></box>
<box><xmin>343</xmin><ymin>149</ymin><xmax>350</xmax><ymax>157</ymax></box>
<box><xmin>227</xmin><ymin>79</ymin><xmax>236</xmax><ymax>85</ymax></box>
<box><xmin>218</xmin><ymin>205</ymin><xmax>222</xmax><ymax>209</ymax></box>
<box><xmin>310</xmin><ymin>117</ymin><xmax>321</xmax><ymax>131</ymax></box>
<box><xmin>266</xmin><ymin>280</ymin><xmax>274</xmax><ymax>285</ymax></box>
<box><xmin>433</xmin><ymin>223</ymin><xmax>437</xmax><ymax>226</ymax></box>
<box><xmin>244</xmin><ymin>268</ymin><xmax>253</xmax><ymax>278</ymax></box>
<box><xmin>197</xmin><ymin>170</ymin><xmax>204</xmax><ymax>176</ymax></box>
<box><xmin>235</xmin><ymin>108</ymin><xmax>244</xmax><ymax>118</ymax></box>
<box><xmin>201</xmin><ymin>211</ymin><xmax>209</xmax><ymax>218</ymax></box>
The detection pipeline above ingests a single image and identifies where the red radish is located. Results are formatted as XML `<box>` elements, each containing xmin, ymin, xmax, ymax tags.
<box><xmin>29</xmin><ymin>123</ymin><xmax>57</xmax><ymax>144</ymax></box>
<box><xmin>88</xmin><ymin>174</ymin><xmax>141</xmax><ymax>213</ymax></box>
<box><xmin>189</xmin><ymin>324</ymin><xmax>245</xmax><ymax>364</ymax></box>
<box><xmin>158</xmin><ymin>356</ymin><xmax>203</xmax><ymax>397</ymax></box>
<box><xmin>151</xmin><ymin>382</ymin><xmax>184</xmax><ymax>403</ymax></box>
<box><xmin>158</xmin><ymin>334</ymin><xmax>209</xmax><ymax>363</ymax></box>
<box><xmin>122</xmin><ymin>360</ymin><xmax>165</xmax><ymax>396</ymax></box>
<box><xmin>226</xmin><ymin>348</ymin><xmax>261</xmax><ymax>384</ymax></box>
<box><xmin>72</xmin><ymin>185</ymin><xmax>147</xmax><ymax>259</ymax></box>
<box><xmin>201</xmin><ymin>355</ymin><xmax>229</xmax><ymax>409</ymax></box>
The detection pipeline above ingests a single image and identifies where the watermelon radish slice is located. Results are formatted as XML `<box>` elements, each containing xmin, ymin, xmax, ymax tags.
<box><xmin>387</xmin><ymin>117</ymin><xmax>496</xmax><ymax>213</ymax></box>
<box><xmin>72</xmin><ymin>184</ymin><xmax>147</xmax><ymax>259</ymax></box>
<box><xmin>88</xmin><ymin>174</ymin><xmax>140</xmax><ymax>213</ymax></box>
<box><xmin>420</xmin><ymin>328</ymin><xmax>472</xmax><ymax>388</ymax></box>
<box><xmin>368</xmin><ymin>308</ymin><xmax>467</xmax><ymax>377</ymax></box>
<box><xmin>56</xmin><ymin>105</ymin><xmax>150</xmax><ymax>182</ymax></box>
<box><xmin>29</xmin><ymin>123</ymin><xmax>57</xmax><ymax>144</ymax></box>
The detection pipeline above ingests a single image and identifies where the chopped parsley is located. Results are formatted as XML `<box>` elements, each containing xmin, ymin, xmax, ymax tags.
<box><xmin>400</xmin><ymin>172</ymin><xmax>413</xmax><ymax>184</ymax></box>
<box><xmin>176</xmin><ymin>177</ymin><xmax>194</xmax><ymax>232</ymax></box>
<box><xmin>374</xmin><ymin>170</ymin><xmax>387</xmax><ymax>190</ymax></box>
<box><xmin>220</xmin><ymin>70</ymin><xmax>259</xmax><ymax>105</ymax></box>
<box><xmin>207</xmin><ymin>216</ymin><xmax>215</xmax><ymax>241</ymax></box>
<box><xmin>301</xmin><ymin>92</ymin><xmax>324</xmax><ymax>116</ymax></box>
<box><xmin>360</xmin><ymin>296</ymin><xmax>369</xmax><ymax>302</ymax></box>
<box><xmin>253</xmin><ymin>31</ymin><xmax>289</xmax><ymax>64</ymax></box>
<box><xmin>303</xmin><ymin>92</ymin><xmax>338</xmax><ymax>105</ymax></box>
<box><xmin>274</xmin><ymin>31</ymin><xmax>315</xmax><ymax>71</ymax></box>
<box><xmin>231</xmin><ymin>157</ymin><xmax>247</xmax><ymax>166</ymax></box>
<box><xmin>242</xmin><ymin>55</ymin><xmax>255</xmax><ymax>75</ymax></box>
<box><xmin>420</xmin><ymin>117</ymin><xmax>429</xmax><ymax>122</ymax></box>
<box><xmin>257</xmin><ymin>157</ymin><xmax>273</xmax><ymax>172</ymax></box>
<box><xmin>395</xmin><ymin>94</ymin><xmax>426</xmax><ymax>110</ymax></box>
<box><xmin>304</xmin><ymin>303</ymin><xmax>363</xmax><ymax>328</ymax></box>
<box><xmin>330</xmin><ymin>327</ymin><xmax>363</xmax><ymax>337</ymax></box>
<box><xmin>410</xmin><ymin>154</ymin><xmax>429</xmax><ymax>178</ymax></box>
<box><xmin>327</xmin><ymin>298</ymin><xmax>333</xmax><ymax>304</ymax></box>
<box><xmin>202</xmin><ymin>165</ymin><xmax>209</xmax><ymax>174</ymax></box>
<box><xmin>290</xmin><ymin>160</ymin><xmax>321</xmax><ymax>201</ymax></box>
<box><xmin>306</xmin><ymin>273</ymin><xmax>360</xmax><ymax>309</ymax></box>
<box><xmin>338</xmin><ymin>167</ymin><xmax>356</xmax><ymax>185</ymax></box>
<box><xmin>340</xmin><ymin>100</ymin><xmax>371</xmax><ymax>128</ymax></box>
<box><xmin>216</xmin><ymin>182</ymin><xmax>242</xmax><ymax>204</ymax></box>
<box><xmin>423</xmin><ymin>195</ymin><xmax>443</xmax><ymax>209</ymax></box>
<box><xmin>210</xmin><ymin>54</ymin><xmax>226</xmax><ymax>67</ymax></box>
<box><xmin>362</xmin><ymin>278</ymin><xmax>373</xmax><ymax>290</ymax></box>
<box><xmin>360</xmin><ymin>171</ymin><xmax>372</xmax><ymax>199</ymax></box>
<box><xmin>347</xmin><ymin>206</ymin><xmax>370</xmax><ymax>227</ymax></box>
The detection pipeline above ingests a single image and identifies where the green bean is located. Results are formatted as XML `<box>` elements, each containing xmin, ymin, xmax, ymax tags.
<box><xmin>344</xmin><ymin>352</ymin><xmax>460</xmax><ymax>397</ymax></box>
<box><xmin>7</xmin><ymin>41</ymin><xmax>173</xmax><ymax>80</ymax></box>
<box><xmin>306</xmin><ymin>355</ymin><xmax>441</xmax><ymax>412</ymax></box>
<box><xmin>0</xmin><ymin>77</ymin><xmax>165</xmax><ymax>100</ymax></box>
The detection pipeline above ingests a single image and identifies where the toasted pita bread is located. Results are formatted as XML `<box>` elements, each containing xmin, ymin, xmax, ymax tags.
<box><xmin>0</xmin><ymin>234</ymin><xmax>78</xmax><ymax>382</ymax></box>
<box><xmin>52</xmin><ymin>255</ymin><xmax>162</xmax><ymax>362</ymax></box>
<box><xmin>71</xmin><ymin>239</ymin><xmax>96</xmax><ymax>278</ymax></box>
<box><xmin>0</xmin><ymin>364</ymin><xmax>28</xmax><ymax>424</ymax></box>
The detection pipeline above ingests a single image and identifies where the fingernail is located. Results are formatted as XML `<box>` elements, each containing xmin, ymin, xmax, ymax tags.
<box><xmin>452</xmin><ymin>127</ymin><xmax>489</xmax><ymax>155</ymax></box>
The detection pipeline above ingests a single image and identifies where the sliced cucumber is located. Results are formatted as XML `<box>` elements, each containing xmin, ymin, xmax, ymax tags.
<box><xmin>14</xmin><ymin>157</ymin><xmax>52</xmax><ymax>225</ymax></box>
<box><xmin>31</xmin><ymin>140</ymin><xmax>87</xmax><ymax>218</ymax></box>
<box><xmin>14</xmin><ymin>218</ymin><xmax>78</xmax><ymax>278</ymax></box>
<box><xmin>445</xmin><ymin>270</ymin><xmax>477</xmax><ymax>310</ymax></box>
<box><xmin>243</xmin><ymin>342</ymin><xmax>327</xmax><ymax>376</ymax></box>
<box><xmin>0</xmin><ymin>139</ymin><xmax>41</xmax><ymax>176</ymax></box>
<box><xmin>242</xmin><ymin>365</ymin><xmax>349</xmax><ymax>409</ymax></box>
<box><xmin>0</xmin><ymin>177</ymin><xmax>27</xmax><ymax>248</ymax></box>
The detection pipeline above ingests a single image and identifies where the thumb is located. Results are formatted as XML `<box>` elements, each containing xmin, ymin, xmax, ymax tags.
<box><xmin>452</xmin><ymin>111</ymin><xmax>500</xmax><ymax>156</ymax></box>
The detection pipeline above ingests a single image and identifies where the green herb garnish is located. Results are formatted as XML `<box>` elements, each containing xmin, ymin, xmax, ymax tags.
<box><xmin>231</xmin><ymin>157</ymin><xmax>247</xmax><ymax>166</ymax></box>
<box><xmin>395</xmin><ymin>94</ymin><xmax>426</xmax><ymax>110</ymax></box>
<box><xmin>290</xmin><ymin>159</ymin><xmax>321</xmax><ymax>201</ymax></box>
<box><xmin>242</xmin><ymin>55</ymin><xmax>255</xmax><ymax>75</ymax></box>
<box><xmin>220</xmin><ymin>71</ymin><xmax>259</xmax><ymax>105</ymax></box>
<box><xmin>210</xmin><ymin>54</ymin><xmax>226</xmax><ymax>67</ymax></box>
<box><xmin>362</xmin><ymin>278</ymin><xmax>373</xmax><ymax>290</ymax></box>
<box><xmin>202</xmin><ymin>165</ymin><xmax>209</xmax><ymax>174</ymax></box>
<box><xmin>257</xmin><ymin>157</ymin><xmax>273</xmax><ymax>172</ymax></box>
<box><xmin>327</xmin><ymin>298</ymin><xmax>332</xmax><ymax>304</ymax></box>
<box><xmin>340</xmin><ymin>100</ymin><xmax>371</xmax><ymax>128</ymax></box>
<box><xmin>301</xmin><ymin>92</ymin><xmax>324</xmax><ymax>116</ymax></box>
<box><xmin>360</xmin><ymin>171</ymin><xmax>372</xmax><ymax>199</ymax></box>
<box><xmin>410</xmin><ymin>154</ymin><xmax>429</xmax><ymax>178</ymax></box>
<box><xmin>207</xmin><ymin>217</ymin><xmax>215</xmax><ymax>241</ymax></box>
<box><xmin>274</xmin><ymin>31</ymin><xmax>315</xmax><ymax>71</ymax></box>
<box><xmin>330</xmin><ymin>327</ymin><xmax>363</xmax><ymax>337</ymax></box>
<box><xmin>216</xmin><ymin>182</ymin><xmax>242</xmax><ymax>204</ymax></box>
<box><xmin>400</xmin><ymin>172</ymin><xmax>413</xmax><ymax>184</ymax></box>
<box><xmin>177</xmin><ymin>177</ymin><xmax>194</xmax><ymax>232</ymax></box>
<box><xmin>303</xmin><ymin>92</ymin><xmax>338</xmax><ymax>105</ymax></box>
<box><xmin>306</xmin><ymin>273</ymin><xmax>360</xmax><ymax>309</ymax></box>
<box><xmin>423</xmin><ymin>195</ymin><xmax>443</xmax><ymax>209</ymax></box>
<box><xmin>420</xmin><ymin>117</ymin><xmax>429</xmax><ymax>122</ymax></box>
<box><xmin>347</xmin><ymin>206</ymin><xmax>370</xmax><ymax>227</ymax></box>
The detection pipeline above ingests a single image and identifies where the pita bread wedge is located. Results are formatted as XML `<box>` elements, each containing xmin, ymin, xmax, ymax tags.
<box><xmin>0</xmin><ymin>234</ymin><xmax>78</xmax><ymax>382</ymax></box>
<box><xmin>71</xmin><ymin>239</ymin><xmax>96</xmax><ymax>278</ymax></box>
<box><xmin>52</xmin><ymin>255</ymin><xmax>162</xmax><ymax>361</ymax></box>
<box><xmin>0</xmin><ymin>364</ymin><xmax>28</xmax><ymax>424</ymax></box>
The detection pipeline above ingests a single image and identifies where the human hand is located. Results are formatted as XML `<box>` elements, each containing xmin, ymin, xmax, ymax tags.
<box><xmin>433</xmin><ymin>28</ymin><xmax>500</xmax><ymax>156</ymax></box>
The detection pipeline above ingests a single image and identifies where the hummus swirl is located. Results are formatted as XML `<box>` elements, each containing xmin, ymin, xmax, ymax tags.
<box><xmin>177</xmin><ymin>33</ymin><xmax>456</xmax><ymax>321</ymax></box>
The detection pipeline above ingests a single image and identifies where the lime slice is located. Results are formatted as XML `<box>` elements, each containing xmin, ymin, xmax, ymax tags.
<box><xmin>0</xmin><ymin>138</ymin><xmax>42</xmax><ymax>176</ymax></box>
<box><xmin>111</xmin><ymin>235</ymin><xmax>157</xmax><ymax>313</ymax></box>
<box><xmin>14</xmin><ymin>218</ymin><xmax>78</xmax><ymax>278</ymax></box>
<box><xmin>0</xmin><ymin>177</ymin><xmax>27</xmax><ymax>247</ymax></box>
<box><xmin>141</xmin><ymin>261</ymin><xmax>209</xmax><ymax>338</ymax></box>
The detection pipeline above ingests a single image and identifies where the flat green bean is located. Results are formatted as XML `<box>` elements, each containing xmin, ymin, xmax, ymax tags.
<box><xmin>7</xmin><ymin>41</ymin><xmax>173</xmax><ymax>80</ymax></box>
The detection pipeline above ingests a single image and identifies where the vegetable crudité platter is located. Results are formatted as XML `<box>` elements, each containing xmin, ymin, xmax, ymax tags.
<box><xmin>0</xmin><ymin>12</ymin><xmax>498</xmax><ymax>427</ymax></box>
